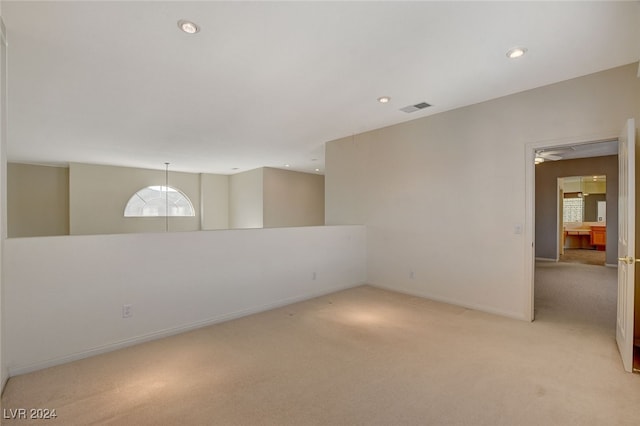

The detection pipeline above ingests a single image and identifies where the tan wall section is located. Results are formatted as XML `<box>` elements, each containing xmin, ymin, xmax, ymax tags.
<box><xmin>69</xmin><ymin>163</ymin><xmax>200</xmax><ymax>235</ymax></box>
<box><xmin>325</xmin><ymin>138</ymin><xmax>367</xmax><ymax>225</ymax></box>
<box><xmin>8</xmin><ymin>163</ymin><xmax>69</xmax><ymax>237</ymax></box>
<box><xmin>9</xmin><ymin>163</ymin><xmax>324</xmax><ymax>235</ymax></box>
<box><xmin>201</xmin><ymin>173</ymin><xmax>229</xmax><ymax>230</ymax></box>
<box><xmin>229</xmin><ymin>168</ymin><xmax>263</xmax><ymax>229</ymax></box>
<box><xmin>263</xmin><ymin>168</ymin><xmax>324</xmax><ymax>228</ymax></box>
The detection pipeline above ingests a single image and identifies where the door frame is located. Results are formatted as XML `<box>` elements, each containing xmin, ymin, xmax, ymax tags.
<box><xmin>524</xmin><ymin>132</ymin><xmax>618</xmax><ymax>321</ymax></box>
<box><xmin>558</xmin><ymin>181</ymin><xmax>563</xmax><ymax>259</ymax></box>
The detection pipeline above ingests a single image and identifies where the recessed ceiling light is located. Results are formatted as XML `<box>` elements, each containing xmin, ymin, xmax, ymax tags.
<box><xmin>284</xmin><ymin>164</ymin><xmax>290</xmax><ymax>168</ymax></box>
<box><xmin>506</xmin><ymin>47</ymin><xmax>527</xmax><ymax>59</ymax></box>
<box><xmin>315</xmin><ymin>168</ymin><xmax>320</xmax><ymax>172</ymax></box>
<box><xmin>377</xmin><ymin>96</ymin><xmax>391</xmax><ymax>103</ymax></box>
<box><xmin>178</xmin><ymin>20</ymin><xmax>200</xmax><ymax>34</ymax></box>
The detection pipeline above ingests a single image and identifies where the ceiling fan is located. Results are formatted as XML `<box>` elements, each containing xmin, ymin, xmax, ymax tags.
<box><xmin>535</xmin><ymin>147</ymin><xmax>575</xmax><ymax>164</ymax></box>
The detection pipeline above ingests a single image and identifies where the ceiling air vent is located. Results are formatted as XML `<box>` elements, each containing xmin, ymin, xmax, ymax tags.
<box><xmin>400</xmin><ymin>102</ymin><xmax>432</xmax><ymax>113</ymax></box>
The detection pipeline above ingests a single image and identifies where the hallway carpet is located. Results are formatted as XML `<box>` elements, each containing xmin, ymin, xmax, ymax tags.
<box><xmin>2</xmin><ymin>266</ymin><xmax>637</xmax><ymax>425</ymax></box>
<box><xmin>559</xmin><ymin>248</ymin><xmax>606</xmax><ymax>266</ymax></box>
<box><xmin>534</xmin><ymin>261</ymin><xmax>616</xmax><ymax>331</ymax></box>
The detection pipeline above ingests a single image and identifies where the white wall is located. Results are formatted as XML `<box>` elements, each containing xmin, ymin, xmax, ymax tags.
<box><xmin>326</xmin><ymin>63</ymin><xmax>640</xmax><ymax>320</ymax></box>
<box><xmin>200</xmin><ymin>173</ymin><xmax>229</xmax><ymax>230</ymax></box>
<box><xmin>229</xmin><ymin>168</ymin><xmax>263</xmax><ymax>229</ymax></box>
<box><xmin>4</xmin><ymin>225</ymin><xmax>366</xmax><ymax>375</ymax></box>
<box><xmin>263</xmin><ymin>167</ymin><xmax>325</xmax><ymax>228</ymax></box>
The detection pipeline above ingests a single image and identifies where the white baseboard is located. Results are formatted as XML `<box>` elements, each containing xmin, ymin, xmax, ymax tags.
<box><xmin>8</xmin><ymin>281</ymin><xmax>364</xmax><ymax>377</ymax></box>
<box><xmin>537</xmin><ymin>257</ymin><xmax>616</xmax><ymax>268</ymax></box>
<box><xmin>369</xmin><ymin>282</ymin><xmax>528</xmax><ymax>321</ymax></box>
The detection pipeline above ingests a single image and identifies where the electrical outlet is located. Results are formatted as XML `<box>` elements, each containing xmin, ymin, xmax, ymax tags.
<box><xmin>122</xmin><ymin>304</ymin><xmax>133</xmax><ymax>318</ymax></box>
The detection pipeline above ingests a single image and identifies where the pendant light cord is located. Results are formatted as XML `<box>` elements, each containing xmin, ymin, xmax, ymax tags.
<box><xmin>165</xmin><ymin>162</ymin><xmax>169</xmax><ymax>232</ymax></box>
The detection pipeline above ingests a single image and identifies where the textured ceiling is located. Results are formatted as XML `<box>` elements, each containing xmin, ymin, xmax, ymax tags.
<box><xmin>3</xmin><ymin>1</ymin><xmax>639</xmax><ymax>174</ymax></box>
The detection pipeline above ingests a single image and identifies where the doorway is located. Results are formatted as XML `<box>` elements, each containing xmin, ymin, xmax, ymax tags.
<box><xmin>532</xmin><ymin>147</ymin><xmax>618</xmax><ymax>334</ymax></box>
<box><xmin>526</xmin><ymin>120</ymin><xmax>639</xmax><ymax>373</ymax></box>
<box><xmin>558</xmin><ymin>175</ymin><xmax>607</xmax><ymax>266</ymax></box>
<box><xmin>532</xmin><ymin>142</ymin><xmax>618</xmax><ymax>266</ymax></box>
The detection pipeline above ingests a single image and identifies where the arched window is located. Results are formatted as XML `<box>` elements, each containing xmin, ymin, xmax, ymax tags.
<box><xmin>124</xmin><ymin>186</ymin><xmax>195</xmax><ymax>217</ymax></box>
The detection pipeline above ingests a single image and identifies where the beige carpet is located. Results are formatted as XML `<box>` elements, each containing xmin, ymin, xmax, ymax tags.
<box><xmin>559</xmin><ymin>248</ymin><xmax>606</xmax><ymax>266</ymax></box>
<box><xmin>2</xmin><ymin>265</ymin><xmax>638</xmax><ymax>425</ymax></box>
<box><xmin>534</xmin><ymin>261</ymin><xmax>616</xmax><ymax>331</ymax></box>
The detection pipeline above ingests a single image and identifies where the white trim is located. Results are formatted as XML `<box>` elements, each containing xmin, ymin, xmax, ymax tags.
<box><xmin>524</xmin><ymin>141</ymin><xmax>535</xmax><ymax>321</ymax></box>
<box><xmin>8</xmin><ymin>281</ymin><xmax>364</xmax><ymax>376</ymax></box>
<box><xmin>370</xmin><ymin>283</ymin><xmax>528</xmax><ymax>321</ymax></box>
<box><xmin>123</xmin><ymin>185</ymin><xmax>195</xmax><ymax>218</ymax></box>
<box><xmin>557</xmin><ymin>178</ymin><xmax>562</xmax><ymax>258</ymax></box>
<box><xmin>535</xmin><ymin>257</ymin><xmax>557</xmax><ymax>262</ymax></box>
<box><xmin>0</xmin><ymin>15</ymin><xmax>7</xmax><ymax>396</ymax></box>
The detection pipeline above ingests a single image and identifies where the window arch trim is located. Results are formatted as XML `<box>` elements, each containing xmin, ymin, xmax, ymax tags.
<box><xmin>123</xmin><ymin>185</ymin><xmax>195</xmax><ymax>217</ymax></box>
